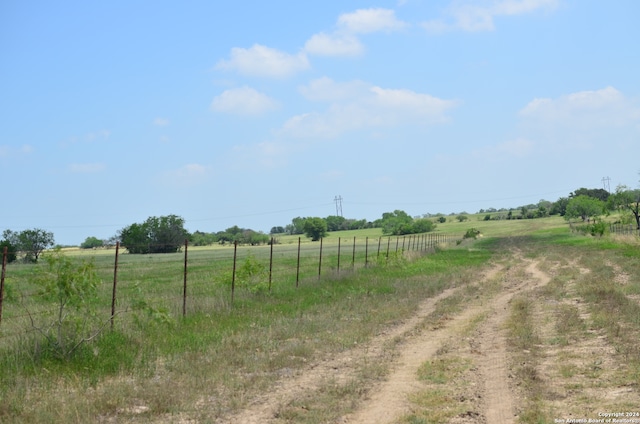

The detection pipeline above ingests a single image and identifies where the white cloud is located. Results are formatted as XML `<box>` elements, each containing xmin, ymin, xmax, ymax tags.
<box><xmin>304</xmin><ymin>8</ymin><xmax>407</xmax><ymax>58</ymax></box>
<box><xmin>1</xmin><ymin>144</ymin><xmax>34</xmax><ymax>158</ymax></box>
<box><xmin>85</xmin><ymin>129</ymin><xmax>111</xmax><ymax>142</ymax></box>
<box><xmin>304</xmin><ymin>32</ymin><xmax>364</xmax><ymax>57</ymax></box>
<box><xmin>319</xmin><ymin>169</ymin><xmax>345</xmax><ymax>181</ymax></box>
<box><xmin>298</xmin><ymin>77</ymin><xmax>370</xmax><ymax>102</ymax></box>
<box><xmin>153</xmin><ymin>117</ymin><xmax>170</xmax><ymax>126</ymax></box>
<box><xmin>60</xmin><ymin>130</ymin><xmax>110</xmax><ymax>148</ymax></box>
<box><xmin>68</xmin><ymin>163</ymin><xmax>106</xmax><ymax>173</ymax></box>
<box><xmin>473</xmin><ymin>138</ymin><xmax>534</xmax><ymax>161</ymax></box>
<box><xmin>423</xmin><ymin>0</ymin><xmax>558</xmax><ymax>33</ymax></box>
<box><xmin>230</xmin><ymin>140</ymin><xmax>298</xmax><ymax>170</ymax></box>
<box><xmin>163</xmin><ymin>163</ymin><xmax>210</xmax><ymax>186</ymax></box>
<box><xmin>215</xmin><ymin>44</ymin><xmax>309</xmax><ymax>78</ymax></box>
<box><xmin>337</xmin><ymin>8</ymin><xmax>409</xmax><ymax>34</ymax></box>
<box><xmin>517</xmin><ymin>86</ymin><xmax>640</xmax><ymax>153</ymax></box>
<box><xmin>281</xmin><ymin>78</ymin><xmax>458</xmax><ymax>138</ymax></box>
<box><xmin>519</xmin><ymin>86</ymin><xmax>639</xmax><ymax>127</ymax></box>
<box><xmin>211</xmin><ymin>86</ymin><xmax>279</xmax><ymax>116</ymax></box>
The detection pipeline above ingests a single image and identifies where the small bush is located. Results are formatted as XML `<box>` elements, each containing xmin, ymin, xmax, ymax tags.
<box><xmin>236</xmin><ymin>254</ymin><xmax>269</xmax><ymax>293</ymax></box>
<box><xmin>463</xmin><ymin>228</ymin><xmax>481</xmax><ymax>239</ymax></box>
<box><xmin>28</xmin><ymin>248</ymin><xmax>104</xmax><ymax>360</ymax></box>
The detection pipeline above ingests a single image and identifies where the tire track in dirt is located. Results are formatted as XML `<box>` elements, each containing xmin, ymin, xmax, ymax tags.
<box><xmin>346</xmin><ymin>296</ymin><xmax>487</xmax><ymax>424</ymax></box>
<box><xmin>475</xmin><ymin>259</ymin><xmax>551</xmax><ymax>424</ymax></box>
<box><xmin>218</xmin><ymin>284</ymin><xmax>465</xmax><ymax>424</ymax></box>
<box><xmin>219</xmin><ymin>256</ymin><xmax>552</xmax><ymax>424</ymax></box>
<box><xmin>347</xmin><ymin>256</ymin><xmax>550</xmax><ymax>424</ymax></box>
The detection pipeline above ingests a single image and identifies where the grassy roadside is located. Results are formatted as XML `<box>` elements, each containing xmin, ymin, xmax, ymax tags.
<box><xmin>0</xmin><ymin>241</ymin><xmax>493</xmax><ymax>422</ymax></box>
<box><xmin>3</xmin><ymin>216</ymin><xmax>638</xmax><ymax>423</ymax></box>
<box><xmin>504</xmin><ymin>234</ymin><xmax>640</xmax><ymax>423</ymax></box>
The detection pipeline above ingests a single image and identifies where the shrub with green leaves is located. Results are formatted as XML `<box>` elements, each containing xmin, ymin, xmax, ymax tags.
<box><xmin>28</xmin><ymin>248</ymin><xmax>103</xmax><ymax>359</ymax></box>
<box><xmin>236</xmin><ymin>254</ymin><xmax>269</xmax><ymax>293</ymax></box>
<box><xmin>463</xmin><ymin>228</ymin><xmax>481</xmax><ymax>239</ymax></box>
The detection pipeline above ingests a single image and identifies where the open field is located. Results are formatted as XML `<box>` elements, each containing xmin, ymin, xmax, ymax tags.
<box><xmin>1</xmin><ymin>216</ymin><xmax>639</xmax><ymax>423</ymax></box>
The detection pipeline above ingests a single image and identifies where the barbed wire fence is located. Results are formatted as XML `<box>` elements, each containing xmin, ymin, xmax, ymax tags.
<box><xmin>0</xmin><ymin>233</ymin><xmax>458</xmax><ymax>341</ymax></box>
<box><xmin>609</xmin><ymin>223</ymin><xmax>640</xmax><ymax>236</ymax></box>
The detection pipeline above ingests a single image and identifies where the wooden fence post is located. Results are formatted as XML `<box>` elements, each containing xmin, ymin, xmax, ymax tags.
<box><xmin>110</xmin><ymin>242</ymin><xmax>119</xmax><ymax>331</ymax></box>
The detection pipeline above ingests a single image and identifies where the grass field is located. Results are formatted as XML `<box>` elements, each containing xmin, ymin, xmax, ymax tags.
<box><xmin>1</xmin><ymin>215</ymin><xmax>638</xmax><ymax>423</ymax></box>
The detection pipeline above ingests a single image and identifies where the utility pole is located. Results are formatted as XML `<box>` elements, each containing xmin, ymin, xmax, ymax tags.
<box><xmin>602</xmin><ymin>176</ymin><xmax>611</xmax><ymax>193</ymax></box>
<box><xmin>334</xmin><ymin>195</ymin><xmax>343</xmax><ymax>217</ymax></box>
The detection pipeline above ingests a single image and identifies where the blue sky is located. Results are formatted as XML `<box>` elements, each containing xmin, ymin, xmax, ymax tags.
<box><xmin>2</xmin><ymin>0</ymin><xmax>639</xmax><ymax>245</ymax></box>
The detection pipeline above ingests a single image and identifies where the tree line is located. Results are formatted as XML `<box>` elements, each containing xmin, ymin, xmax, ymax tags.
<box><xmin>2</xmin><ymin>184</ymin><xmax>639</xmax><ymax>261</ymax></box>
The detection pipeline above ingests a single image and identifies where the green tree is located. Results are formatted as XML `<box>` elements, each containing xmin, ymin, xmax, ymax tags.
<box><xmin>456</xmin><ymin>214</ymin><xmax>468</xmax><ymax>223</ymax></box>
<box><xmin>119</xmin><ymin>214</ymin><xmax>189</xmax><ymax>254</ymax></box>
<box><xmin>564</xmin><ymin>195</ymin><xmax>605</xmax><ymax>222</ymax></box>
<box><xmin>550</xmin><ymin>197</ymin><xmax>569</xmax><ymax>216</ymax></box>
<box><xmin>570</xmin><ymin>187</ymin><xmax>610</xmax><ymax>202</ymax></box>
<box><xmin>609</xmin><ymin>185</ymin><xmax>640</xmax><ymax>229</ymax></box>
<box><xmin>2</xmin><ymin>228</ymin><xmax>54</xmax><ymax>262</ymax></box>
<box><xmin>303</xmin><ymin>217</ymin><xmax>327</xmax><ymax>241</ymax></box>
<box><xmin>325</xmin><ymin>215</ymin><xmax>346</xmax><ymax>232</ymax></box>
<box><xmin>190</xmin><ymin>231</ymin><xmax>218</xmax><ymax>246</ymax></box>
<box><xmin>379</xmin><ymin>210</ymin><xmax>413</xmax><ymax>235</ymax></box>
<box><xmin>411</xmin><ymin>218</ymin><xmax>436</xmax><ymax>233</ymax></box>
<box><xmin>287</xmin><ymin>217</ymin><xmax>307</xmax><ymax>235</ymax></box>
<box><xmin>80</xmin><ymin>236</ymin><xmax>104</xmax><ymax>249</ymax></box>
<box><xmin>0</xmin><ymin>238</ymin><xmax>18</xmax><ymax>263</ymax></box>
<box><xmin>269</xmin><ymin>226</ymin><xmax>285</xmax><ymax>234</ymax></box>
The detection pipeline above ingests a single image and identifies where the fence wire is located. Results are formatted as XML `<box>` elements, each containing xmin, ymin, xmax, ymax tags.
<box><xmin>0</xmin><ymin>233</ymin><xmax>458</xmax><ymax>341</ymax></box>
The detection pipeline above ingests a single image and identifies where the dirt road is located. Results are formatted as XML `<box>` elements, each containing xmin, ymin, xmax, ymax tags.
<box><xmin>220</xmin><ymin>247</ymin><xmax>640</xmax><ymax>423</ymax></box>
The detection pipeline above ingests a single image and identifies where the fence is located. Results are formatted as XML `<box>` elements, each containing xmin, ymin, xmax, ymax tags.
<box><xmin>0</xmin><ymin>232</ymin><xmax>457</xmax><ymax>340</ymax></box>
<box><xmin>609</xmin><ymin>224</ymin><xmax>640</xmax><ymax>236</ymax></box>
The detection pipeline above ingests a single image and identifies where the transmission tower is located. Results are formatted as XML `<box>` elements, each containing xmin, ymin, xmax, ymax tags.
<box><xmin>334</xmin><ymin>195</ymin><xmax>343</xmax><ymax>217</ymax></box>
<box><xmin>602</xmin><ymin>176</ymin><xmax>611</xmax><ymax>193</ymax></box>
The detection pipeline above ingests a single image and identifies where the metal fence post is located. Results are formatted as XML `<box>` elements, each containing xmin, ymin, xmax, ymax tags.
<box><xmin>183</xmin><ymin>239</ymin><xmax>188</xmax><ymax>317</ymax></box>
<box><xmin>296</xmin><ymin>237</ymin><xmax>301</xmax><ymax>287</ymax></box>
<box><xmin>365</xmin><ymin>237</ymin><xmax>369</xmax><ymax>267</ymax></box>
<box><xmin>111</xmin><ymin>242</ymin><xmax>119</xmax><ymax>331</ymax></box>
<box><xmin>269</xmin><ymin>237</ymin><xmax>274</xmax><ymax>292</ymax></box>
<box><xmin>337</xmin><ymin>237</ymin><xmax>341</xmax><ymax>275</ymax></box>
<box><xmin>386</xmin><ymin>237</ymin><xmax>391</xmax><ymax>260</ymax></box>
<box><xmin>231</xmin><ymin>241</ymin><xmax>238</xmax><ymax>303</ymax></box>
<box><xmin>318</xmin><ymin>238</ymin><xmax>323</xmax><ymax>279</ymax></box>
<box><xmin>0</xmin><ymin>246</ymin><xmax>7</xmax><ymax>326</ymax></box>
<box><xmin>352</xmin><ymin>236</ymin><xmax>356</xmax><ymax>269</ymax></box>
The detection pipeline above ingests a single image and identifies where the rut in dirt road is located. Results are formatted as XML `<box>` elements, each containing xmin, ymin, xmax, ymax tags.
<box><xmin>218</xmin><ymin>256</ymin><xmax>552</xmax><ymax>424</ymax></box>
<box><xmin>347</xmin><ymin>256</ymin><xmax>551</xmax><ymax>424</ymax></box>
<box><xmin>219</xmin><ymin>285</ymin><xmax>464</xmax><ymax>424</ymax></box>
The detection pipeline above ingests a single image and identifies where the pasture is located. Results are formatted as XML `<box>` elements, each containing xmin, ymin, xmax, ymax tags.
<box><xmin>1</xmin><ymin>215</ymin><xmax>639</xmax><ymax>423</ymax></box>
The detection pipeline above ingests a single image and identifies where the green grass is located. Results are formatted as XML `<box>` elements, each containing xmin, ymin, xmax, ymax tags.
<box><xmin>0</xmin><ymin>230</ymin><xmax>494</xmax><ymax>423</ymax></box>
<box><xmin>1</xmin><ymin>216</ymin><xmax>639</xmax><ymax>422</ymax></box>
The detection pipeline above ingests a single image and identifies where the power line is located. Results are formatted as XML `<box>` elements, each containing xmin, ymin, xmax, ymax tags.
<box><xmin>602</xmin><ymin>176</ymin><xmax>611</xmax><ymax>193</ymax></box>
<box><xmin>334</xmin><ymin>195</ymin><xmax>343</xmax><ymax>217</ymax></box>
